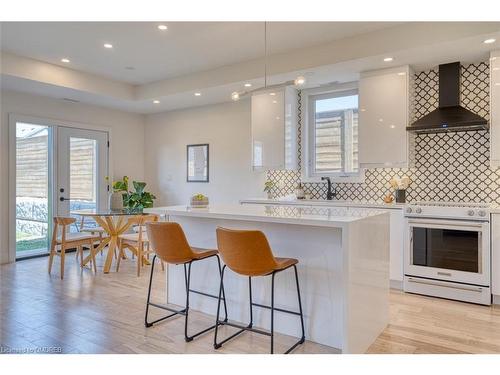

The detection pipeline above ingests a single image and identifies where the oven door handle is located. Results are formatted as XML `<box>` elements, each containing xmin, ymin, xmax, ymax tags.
<box><xmin>407</xmin><ymin>277</ymin><xmax>484</xmax><ymax>293</ymax></box>
<box><xmin>407</xmin><ymin>219</ymin><xmax>485</xmax><ymax>231</ymax></box>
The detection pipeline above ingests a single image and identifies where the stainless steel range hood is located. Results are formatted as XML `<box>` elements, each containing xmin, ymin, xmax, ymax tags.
<box><xmin>407</xmin><ymin>62</ymin><xmax>488</xmax><ymax>134</ymax></box>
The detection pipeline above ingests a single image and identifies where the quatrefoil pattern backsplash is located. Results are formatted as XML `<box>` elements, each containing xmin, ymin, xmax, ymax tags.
<box><xmin>267</xmin><ymin>61</ymin><xmax>500</xmax><ymax>204</ymax></box>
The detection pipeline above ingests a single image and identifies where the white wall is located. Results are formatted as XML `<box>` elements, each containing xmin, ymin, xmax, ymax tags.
<box><xmin>144</xmin><ymin>99</ymin><xmax>265</xmax><ymax>206</ymax></box>
<box><xmin>0</xmin><ymin>90</ymin><xmax>145</xmax><ymax>264</ymax></box>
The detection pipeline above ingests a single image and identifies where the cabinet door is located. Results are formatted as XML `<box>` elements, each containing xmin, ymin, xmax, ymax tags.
<box><xmin>251</xmin><ymin>90</ymin><xmax>285</xmax><ymax>170</ymax></box>
<box><xmin>491</xmin><ymin>51</ymin><xmax>500</xmax><ymax>168</ymax></box>
<box><xmin>492</xmin><ymin>214</ymin><xmax>500</xmax><ymax>296</ymax></box>
<box><xmin>389</xmin><ymin>210</ymin><xmax>405</xmax><ymax>283</ymax></box>
<box><xmin>359</xmin><ymin>66</ymin><xmax>410</xmax><ymax>168</ymax></box>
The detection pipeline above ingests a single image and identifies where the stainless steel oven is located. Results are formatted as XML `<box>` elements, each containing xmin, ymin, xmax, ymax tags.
<box><xmin>404</xmin><ymin>217</ymin><xmax>491</xmax><ymax>305</ymax></box>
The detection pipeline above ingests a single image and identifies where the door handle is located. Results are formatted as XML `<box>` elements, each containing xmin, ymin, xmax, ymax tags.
<box><xmin>59</xmin><ymin>197</ymin><xmax>70</xmax><ymax>202</ymax></box>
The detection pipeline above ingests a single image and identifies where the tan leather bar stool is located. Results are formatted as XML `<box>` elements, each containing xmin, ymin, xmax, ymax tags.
<box><xmin>145</xmin><ymin>222</ymin><xmax>227</xmax><ymax>342</ymax></box>
<box><xmin>214</xmin><ymin>227</ymin><xmax>305</xmax><ymax>354</ymax></box>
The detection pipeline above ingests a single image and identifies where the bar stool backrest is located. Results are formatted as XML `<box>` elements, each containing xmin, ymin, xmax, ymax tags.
<box><xmin>216</xmin><ymin>227</ymin><xmax>278</xmax><ymax>276</ymax></box>
<box><xmin>146</xmin><ymin>222</ymin><xmax>195</xmax><ymax>264</ymax></box>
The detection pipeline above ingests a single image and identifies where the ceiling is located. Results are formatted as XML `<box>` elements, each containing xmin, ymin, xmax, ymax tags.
<box><xmin>1</xmin><ymin>22</ymin><xmax>500</xmax><ymax>114</ymax></box>
<box><xmin>0</xmin><ymin>22</ymin><xmax>400</xmax><ymax>84</ymax></box>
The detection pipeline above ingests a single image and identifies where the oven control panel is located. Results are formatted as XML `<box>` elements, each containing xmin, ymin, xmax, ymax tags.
<box><xmin>404</xmin><ymin>202</ymin><xmax>490</xmax><ymax>221</ymax></box>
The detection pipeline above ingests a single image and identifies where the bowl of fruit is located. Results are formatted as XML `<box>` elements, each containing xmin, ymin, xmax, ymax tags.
<box><xmin>190</xmin><ymin>193</ymin><xmax>209</xmax><ymax>208</ymax></box>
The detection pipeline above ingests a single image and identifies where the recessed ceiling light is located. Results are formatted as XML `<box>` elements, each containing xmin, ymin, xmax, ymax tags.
<box><xmin>269</xmin><ymin>92</ymin><xmax>276</xmax><ymax>96</ymax></box>
<box><xmin>484</xmin><ymin>38</ymin><xmax>496</xmax><ymax>44</ymax></box>
<box><xmin>397</xmin><ymin>72</ymin><xmax>406</xmax><ymax>76</ymax></box>
<box><xmin>390</xmin><ymin>125</ymin><xmax>396</xmax><ymax>129</ymax></box>
<box><xmin>153</xmin><ymin>100</ymin><xmax>160</xmax><ymax>104</ymax></box>
<box><xmin>194</xmin><ymin>92</ymin><xmax>201</xmax><ymax>96</ymax></box>
<box><xmin>383</xmin><ymin>57</ymin><xmax>394</xmax><ymax>62</ymax></box>
<box><xmin>272</xmin><ymin>100</ymin><xmax>277</xmax><ymax>104</ymax></box>
<box><xmin>244</xmin><ymin>83</ymin><xmax>252</xmax><ymax>87</ymax></box>
<box><xmin>61</xmin><ymin>58</ymin><xmax>70</xmax><ymax>63</ymax></box>
<box><xmin>104</xmin><ymin>43</ymin><xmax>113</xmax><ymax>49</ymax></box>
<box><xmin>294</xmin><ymin>76</ymin><xmax>306</xmax><ymax>86</ymax></box>
<box><xmin>158</xmin><ymin>25</ymin><xmax>168</xmax><ymax>31</ymax></box>
<box><xmin>231</xmin><ymin>92</ymin><xmax>240</xmax><ymax>101</ymax></box>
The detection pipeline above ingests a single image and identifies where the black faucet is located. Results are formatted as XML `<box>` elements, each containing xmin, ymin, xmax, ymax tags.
<box><xmin>321</xmin><ymin>176</ymin><xmax>336</xmax><ymax>200</ymax></box>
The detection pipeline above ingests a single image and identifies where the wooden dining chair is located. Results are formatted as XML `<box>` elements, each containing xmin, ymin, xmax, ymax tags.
<box><xmin>48</xmin><ymin>217</ymin><xmax>101</xmax><ymax>279</ymax></box>
<box><xmin>116</xmin><ymin>214</ymin><xmax>163</xmax><ymax>276</ymax></box>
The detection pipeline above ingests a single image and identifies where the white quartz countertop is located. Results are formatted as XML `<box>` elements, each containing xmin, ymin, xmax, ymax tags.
<box><xmin>147</xmin><ymin>204</ymin><xmax>389</xmax><ymax>228</ymax></box>
<box><xmin>240</xmin><ymin>198</ymin><xmax>404</xmax><ymax>210</ymax></box>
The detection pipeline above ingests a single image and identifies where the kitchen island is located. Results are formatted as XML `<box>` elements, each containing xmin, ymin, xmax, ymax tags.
<box><xmin>147</xmin><ymin>204</ymin><xmax>390</xmax><ymax>353</ymax></box>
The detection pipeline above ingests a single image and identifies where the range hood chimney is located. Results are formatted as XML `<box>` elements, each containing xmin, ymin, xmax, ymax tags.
<box><xmin>407</xmin><ymin>62</ymin><xmax>488</xmax><ymax>134</ymax></box>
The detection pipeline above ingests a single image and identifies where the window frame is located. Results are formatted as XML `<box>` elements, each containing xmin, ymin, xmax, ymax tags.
<box><xmin>301</xmin><ymin>83</ymin><xmax>365</xmax><ymax>183</ymax></box>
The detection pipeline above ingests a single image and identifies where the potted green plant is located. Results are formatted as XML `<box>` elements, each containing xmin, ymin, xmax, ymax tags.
<box><xmin>110</xmin><ymin>176</ymin><xmax>156</xmax><ymax>210</ymax></box>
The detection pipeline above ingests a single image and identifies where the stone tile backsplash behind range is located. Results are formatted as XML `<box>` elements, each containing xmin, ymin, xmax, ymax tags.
<box><xmin>267</xmin><ymin>62</ymin><xmax>500</xmax><ymax>204</ymax></box>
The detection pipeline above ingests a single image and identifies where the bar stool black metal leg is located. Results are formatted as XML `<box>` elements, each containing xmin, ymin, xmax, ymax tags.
<box><xmin>283</xmin><ymin>265</ymin><xmax>306</xmax><ymax>354</ymax></box>
<box><xmin>213</xmin><ymin>265</ymin><xmax>305</xmax><ymax>354</ymax></box>
<box><xmin>183</xmin><ymin>258</ymin><xmax>225</xmax><ymax>342</ymax></box>
<box><xmin>216</xmin><ymin>255</ymin><xmax>228</xmax><ymax>322</ymax></box>
<box><xmin>145</xmin><ymin>255</ymin><xmax>185</xmax><ymax>327</ymax></box>
<box><xmin>294</xmin><ymin>264</ymin><xmax>305</xmax><ymax>344</ymax></box>
<box><xmin>144</xmin><ymin>255</ymin><xmax>156</xmax><ymax>327</ymax></box>
<box><xmin>184</xmin><ymin>262</ymin><xmax>193</xmax><ymax>342</ymax></box>
<box><xmin>213</xmin><ymin>264</ymin><xmax>226</xmax><ymax>349</ymax></box>
<box><xmin>214</xmin><ymin>266</ymin><xmax>251</xmax><ymax>349</ymax></box>
<box><xmin>248</xmin><ymin>276</ymin><xmax>253</xmax><ymax>328</ymax></box>
<box><xmin>146</xmin><ymin>255</ymin><xmax>222</xmax><ymax>342</ymax></box>
<box><xmin>270</xmin><ymin>271</ymin><xmax>276</xmax><ymax>354</ymax></box>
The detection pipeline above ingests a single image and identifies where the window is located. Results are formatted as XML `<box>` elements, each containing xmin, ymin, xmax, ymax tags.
<box><xmin>306</xmin><ymin>88</ymin><xmax>360</xmax><ymax>180</ymax></box>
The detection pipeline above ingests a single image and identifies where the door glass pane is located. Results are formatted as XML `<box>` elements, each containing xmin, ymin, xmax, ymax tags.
<box><xmin>69</xmin><ymin>137</ymin><xmax>98</xmax><ymax>232</ymax></box>
<box><xmin>15</xmin><ymin>123</ymin><xmax>50</xmax><ymax>257</ymax></box>
<box><xmin>412</xmin><ymin>227</ymin><xmax>479</xmax><ymax>273</ymax></box>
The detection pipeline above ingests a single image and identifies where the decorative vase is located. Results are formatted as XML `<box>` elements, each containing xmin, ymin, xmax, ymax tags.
<box><xmin>395</xmin><ymin>189</ymin><xmax>406</xmax><ymax>203</ymax></box>
<box><xmin>109</xmin><ymin>192</ymin><xmax>124</xmax><ymax>210</ymax></box>
<box><xmin>266</xmin><ymin>191</ymin><xmax>273</xmax><ymax>200</ymax></box>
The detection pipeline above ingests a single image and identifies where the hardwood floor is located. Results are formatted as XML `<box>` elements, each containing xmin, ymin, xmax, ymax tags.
<box><xmin>2</xmin><ymin>253</ymin><xmax>500</xmax><ymax>354</ymax></box>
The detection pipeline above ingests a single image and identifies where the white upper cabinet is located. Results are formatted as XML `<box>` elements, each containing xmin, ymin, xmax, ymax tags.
<box><xmin>251</xmin><ymin>86</ymin><xmax>298</xmax><ymax>170</ymax></box>
<box><xmin>490</xmin><ymin>51</ymin><xmax>500</xmax><ymax>168</ymax></box>
<box><xmin>358</xmin><ymin>65</ymin><xmax>412</xmax><ymax>168</ymax></box>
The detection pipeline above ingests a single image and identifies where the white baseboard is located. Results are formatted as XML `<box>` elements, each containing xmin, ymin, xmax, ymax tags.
<box><xmin>493</xmin><ymin>295</ymin><xmax>500</xmax><ymax>305</ymax></box>
<box><xmin>390</xmin><ymin>279</ymin><xmax>403</xmax><ymax>290</ymax></box>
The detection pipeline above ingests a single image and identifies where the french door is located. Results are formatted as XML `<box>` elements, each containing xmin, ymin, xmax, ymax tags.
<box><xmin>11</xmin><ymin>116</ymin><xmax>109</xmax><ymax>259</ymax></box>
<box><xmin>56</xmin><ymin>127</ymin><xmax>108</xmax><ymax>220</ymax></box>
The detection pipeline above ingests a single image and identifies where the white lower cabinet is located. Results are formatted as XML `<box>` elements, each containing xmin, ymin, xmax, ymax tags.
<box><xmin>389</xmin><ymin>209</ymin><xmax>405</xmax><ymax>285</ymax></box>
<box><xmin>491</xmin><ymin>214</ymin><xmax>500</xmax><ymax>297</ymax></box>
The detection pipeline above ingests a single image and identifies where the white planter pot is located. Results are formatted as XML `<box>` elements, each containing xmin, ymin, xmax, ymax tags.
<box><xmin>109</xmin><ymin>192</ymin><xmax>124</xmax><ymax>210</ymax></box>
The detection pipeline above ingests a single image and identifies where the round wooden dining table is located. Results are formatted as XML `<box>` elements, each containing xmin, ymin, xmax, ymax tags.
<box><xmin>71</xmin><ymin>208</ymin><xmax>146</xmax><ymax>273</ymax></box>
